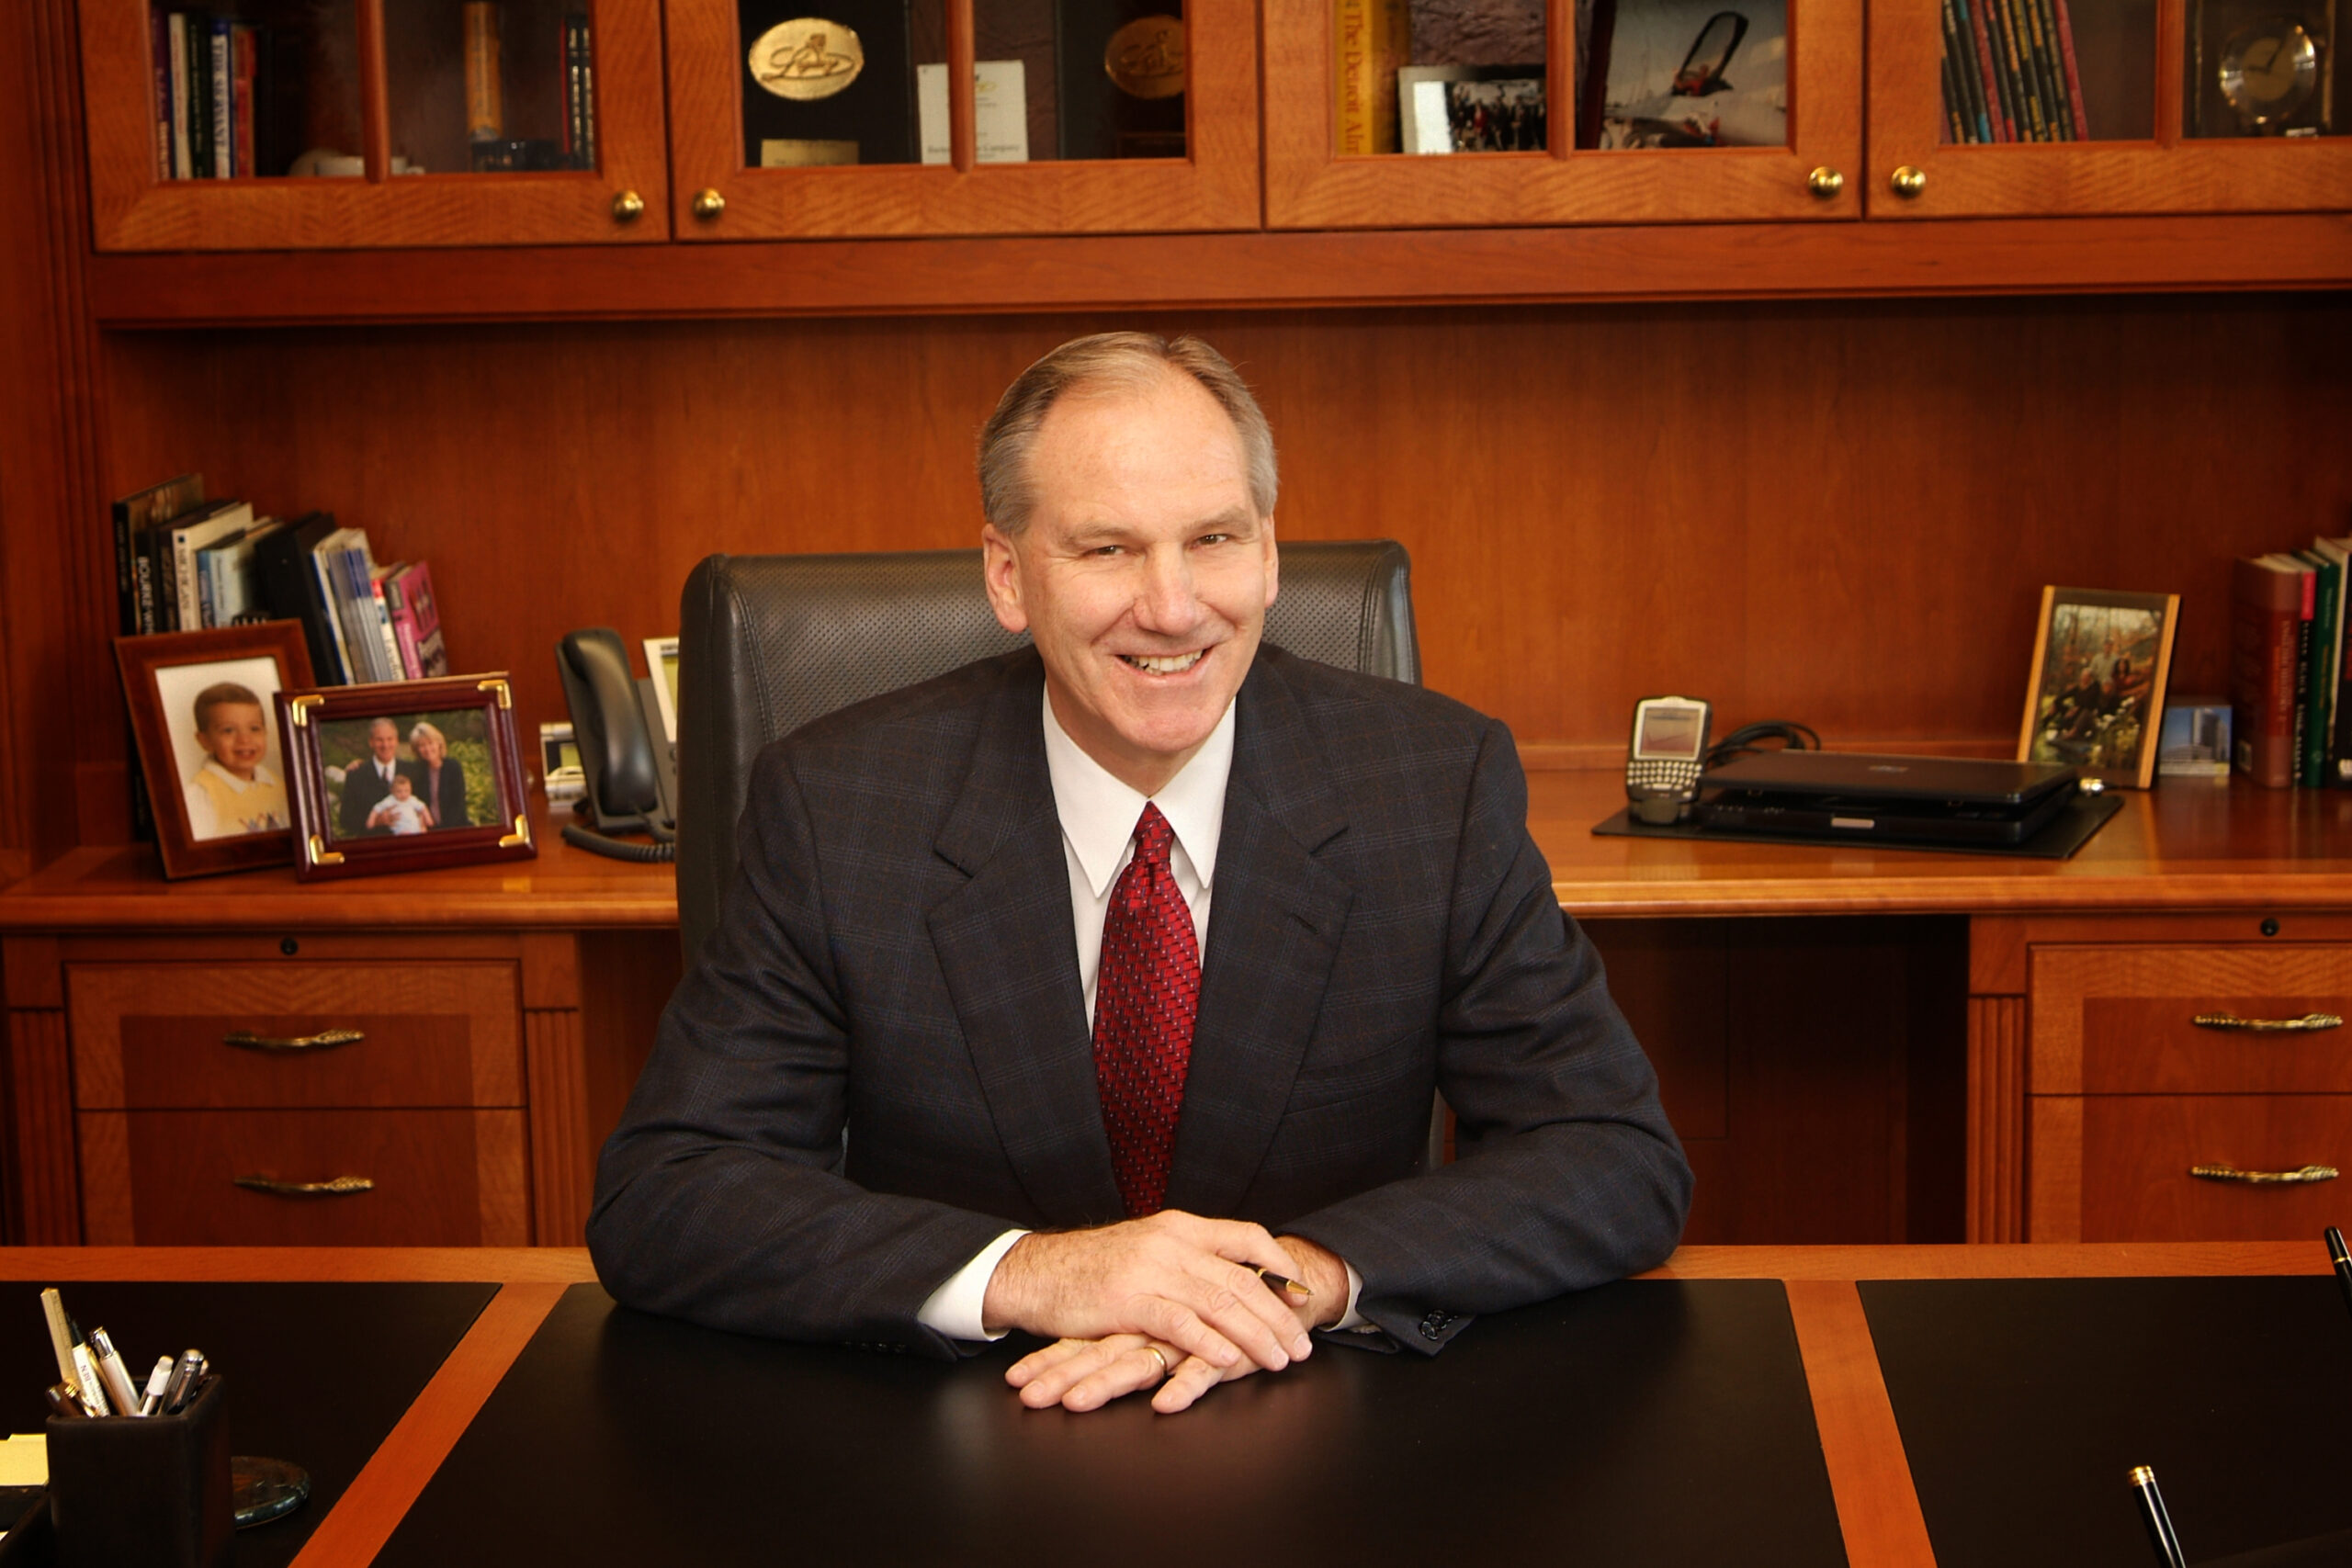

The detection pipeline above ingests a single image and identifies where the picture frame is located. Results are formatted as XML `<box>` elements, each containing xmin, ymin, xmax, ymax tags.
<box><xmin>114</xmin><ymin>622</ymin><xmax>316</xmax><ymax>880</ymax></box>
<box><xmin>1397</xmin><ymin>65</ymin><xmax>1549</xmax><ymax>154</ymax></box>
<box><xmin>277</xmin><ymin>673</ymin><xmax>537</xmax><ymax>881</ymax></box>
<box><xmin>2017</xmin><ymin>587</ymin><xmax>2181</xmax><ymax>789</ymax></box>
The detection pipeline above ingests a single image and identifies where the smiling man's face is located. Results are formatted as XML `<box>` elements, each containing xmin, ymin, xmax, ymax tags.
<box><xmin>982</xmin><ymin>369</ymin><xmax>1277</xmax><ymax>796</ymax></box>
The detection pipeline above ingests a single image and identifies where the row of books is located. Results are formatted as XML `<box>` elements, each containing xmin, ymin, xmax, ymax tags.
<box><xmin>112</xmin><ymin>473</ymin><xmax>450</xmax><ymax>685</ymax></box>
<box><xmin>1939</xmin><ymin>0</ymin><xmax>2090</xmax><ymax>143</ymax></box>
<box><xmin>2230</xmin><ymin>539</ymin><xmax>2352</xmax><ymax>788</ymax></box>
<box><xmin>151</xmin><ymin>11</ymin><xmax>305</xmax><ymax>180</ymax></box>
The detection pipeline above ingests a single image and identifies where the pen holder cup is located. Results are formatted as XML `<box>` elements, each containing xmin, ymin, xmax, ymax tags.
<box><xmin>44</xmin><ymin>1373</ymin><xmax>232</xmax><ymax>1568</ymax></box>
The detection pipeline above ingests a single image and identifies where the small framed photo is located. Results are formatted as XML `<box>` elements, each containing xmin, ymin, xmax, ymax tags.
<box><xmin>1398</xmin><ymin>65</ymin><xmax>1548</xmax><ymax>153</ymax></box>
<box><xmin>2018</xmin><ymin>587</ymin><xmax>2181</xmax><ymax>789</ymax></box>
<box><xmin>278</xmin><ymin>674</ymin><xmax>537</xmax><ymax>881</ymax></box>
<box><xmin>115</xmin><ymin>622</ymin><xmax>316</xmax><ymax>879</ymax></box>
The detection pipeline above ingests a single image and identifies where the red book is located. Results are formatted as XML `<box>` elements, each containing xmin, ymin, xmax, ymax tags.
<box><xmin>2232</xmin><ymin>557</ymin><xmax>2305</xmax><ymax>787</ymax></box>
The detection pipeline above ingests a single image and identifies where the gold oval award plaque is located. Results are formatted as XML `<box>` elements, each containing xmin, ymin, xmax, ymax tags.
<box><xmin>749</xmin><ymin>17</ymin><xmax>865</xmax><ymax>101</ymax></box>
<box><xmin>1105</xmin><ymin>15</ymin><xmax>1186</xmax><ymax>100</ymax></box>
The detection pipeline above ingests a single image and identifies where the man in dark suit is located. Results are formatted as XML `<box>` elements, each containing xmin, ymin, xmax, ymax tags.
<box><xmin>590</xmin><ymin>333</ymin><xmax>1690</xmax><ymax>1416</ymax></box>
<box><xmin>336</xmin><ymin>716</ymin><xmax>424</xmax><ymax>838</ymax></box>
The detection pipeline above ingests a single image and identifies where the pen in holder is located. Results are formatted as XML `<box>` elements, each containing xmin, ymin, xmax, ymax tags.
<box><xmin>45</xmin><ymin>1372</ymin><xmax>232</xmax><ymax>1568</ymax></box>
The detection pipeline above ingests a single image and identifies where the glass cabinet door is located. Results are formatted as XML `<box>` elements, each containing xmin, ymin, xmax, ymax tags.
<box><xmin>1265</xmin><ymin>0</ymin><xmax>1864</xmax><ymax>227</ymax></box>
<box><xmin>1867</xmin><ymin>0</ymin><xmax>2351</xmax><ymax>214</ymax></box>
<box><xmin>82</xmin><ymin>0</ymin><xmax>669</xmax><ymax>251</ymax></box>
<box><xmin>663</xmin><ymin>0</ymin><xmax>1259</xmax><ymax>238</ymax></box>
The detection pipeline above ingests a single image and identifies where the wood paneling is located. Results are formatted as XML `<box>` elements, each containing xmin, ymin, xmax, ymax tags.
<box><xmin>1966</xmin><ymin>994</ymin><xmax>2024</xmax><ymax>1242</ymax></box>
<box><xmin>2048</xmin><ymin>1094</ymin><xmax>2352</xmax><ymax>1240</ymax></box>
<box><xmin>525</xmin><ymin>1008</ymin><xmax>591</xmax><ymax>1243</ymax></box>
<box><xmin>577</xmin><ymin>929</ymin><xmax>681</xmax><ymax>1175</ymax></box>
<box><xmin>1584</xmin><ymin>915</ymin><xmax>1966</xmax><ymax>1244</ymax></box>
<box><xmin>93</xmin><ymin>296</ymin><xmax>2352</xmax><ymax>799</ymax></box>
<box><xmin>7</xmin><ymin>1009</ymin><xmax>78</xmax><ymax>1243</ymax></box>
<box><xmin>68</xmin><ymin>961</ymin><xmax>523</xmax><ymax>1108</ymax></box>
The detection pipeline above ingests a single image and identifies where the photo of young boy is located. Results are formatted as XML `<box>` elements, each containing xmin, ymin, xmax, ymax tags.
<box><xmin>149</xmin><ymin>654</ymin><xmax>293</xmax><ymax>844</ymax></box>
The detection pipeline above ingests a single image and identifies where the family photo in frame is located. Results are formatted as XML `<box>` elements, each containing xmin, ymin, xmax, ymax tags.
<box><xmin>277</xmin><ymin>675</ymin><xmax>537</xmax><ymax>881</ymax></box>
<box><xmin>114</xmin><ymin>621</ymin><xmax>315</xmax><ymax>880</ymax></box>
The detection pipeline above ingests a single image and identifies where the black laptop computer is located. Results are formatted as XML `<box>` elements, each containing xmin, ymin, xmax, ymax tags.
<box><xmin>1701</xmin><ymin>751</ymin><xmax>2083</xmax><ymax>846</ymax></box>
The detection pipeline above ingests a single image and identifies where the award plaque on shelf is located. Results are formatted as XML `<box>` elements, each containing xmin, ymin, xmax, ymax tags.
<box><xmin>1056</xmin><ymin>4</ymin><xmax>1186</xmax><ymax>160</ymax></box>
<box><xmin>740</xmin><ymin>3</ymin><xmax>916</xmax><ymax>166</ymax></box>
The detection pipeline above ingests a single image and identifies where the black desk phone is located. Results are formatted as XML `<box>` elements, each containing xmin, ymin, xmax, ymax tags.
<box><xmin>1626</xmin><ymin>695</ymin><xmax>1713</xmax><ymax>824</ymax></box>
<box><xmin>555</xmin><ymin>628</ymin><xmax>677</xmax><ymax>862</ymax></box>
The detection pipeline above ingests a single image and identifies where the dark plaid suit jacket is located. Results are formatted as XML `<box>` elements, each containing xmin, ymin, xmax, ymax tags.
<box><xmin>588</xmin><ymin>644</ymin><xmax>1690</xmax><ymax>1358</ymax></box>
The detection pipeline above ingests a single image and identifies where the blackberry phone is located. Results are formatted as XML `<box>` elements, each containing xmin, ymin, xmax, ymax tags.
<box><xmin>1626</xmin><ymin>696</ymin><xmax>1713</xmax><ymax>824</ymax></box>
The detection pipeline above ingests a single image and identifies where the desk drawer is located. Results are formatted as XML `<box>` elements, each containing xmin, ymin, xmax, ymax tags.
<box><xmin>66</xmin><ymin>963</ymin><xmax>521</xmax><ymax>1109</ymax></box>
<box><xmin>2031</xmin><ymin>946</ymin><xmax>2352</xmax><ymax>1095</ymax></box>
<box><xmin>76</xmin><ymin>1108</ymin><xmax>528</xmax><ymax>1246</ymax></box>
<box><xmin>2029</xmin><ymin>1093</ymin><xmax>2350</xmax><ymax>1241</ymax></box>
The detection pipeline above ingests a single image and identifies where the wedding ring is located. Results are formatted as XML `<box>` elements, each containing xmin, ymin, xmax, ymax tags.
<box><xmin>1142</xmin><ymin>1345</ymin><xmax>1171</xmax><ymax>1380</ymax></box>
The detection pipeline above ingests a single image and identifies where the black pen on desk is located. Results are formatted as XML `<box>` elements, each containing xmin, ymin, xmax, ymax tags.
<box><xmin>2327</xmin><ymin>1226</ymin><xmax>2352</xmax><ymax>1320</ymax></box>
<box><xmin>1249</xmin><ymin>1265</ymin><xmax>1313</xmax><ymax>1301</ymax></box>
<box><xmin>2130</xmin><ymin>1466</ymin><xmax>2188</xmax><ymax>1568</ymax></box>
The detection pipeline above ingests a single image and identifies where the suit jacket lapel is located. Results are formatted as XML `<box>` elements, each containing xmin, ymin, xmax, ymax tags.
<box><xmin>926</xmin><ymin>653</ymin><xmax>1126</xmax><ymax>1227</ymax></box>
<box><xmin>1163</xmin><ymin>654</ymin><xmax>1354</xmax><ymax>1218</ymax></box>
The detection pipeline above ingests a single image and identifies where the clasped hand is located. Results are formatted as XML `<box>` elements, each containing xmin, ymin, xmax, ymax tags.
<box><xmin>982</xmin><ymin>1211</ymin><xmax>1346</xmax><ymax>1415</ymax></box>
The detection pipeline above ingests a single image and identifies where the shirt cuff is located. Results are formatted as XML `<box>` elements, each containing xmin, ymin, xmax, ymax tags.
<box><xmin>1330</xmin><ymin>1260</ymin><xmax>1368</xmax><ymax>1332</ymax></box>
<box><xmin>915</xmin><ymin>1228</ymin><xmax>1029</xmax><ymax>1342</ymax></box>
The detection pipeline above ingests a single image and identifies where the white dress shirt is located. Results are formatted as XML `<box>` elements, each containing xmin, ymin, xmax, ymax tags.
<box><xmin>916</xmin><ymin>690</ymin><xmax>1364</xmax><ymax>1341</ymax></box>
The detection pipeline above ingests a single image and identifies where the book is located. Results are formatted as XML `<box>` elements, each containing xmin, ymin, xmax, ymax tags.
<box><xmin>380</xmin><ymin>566</ymin><xmax>422</xmax><ymax>678</ymax></box>
<box><xmin>1967</xmin><ymin>0</ymin><xmax>2014</xmax><ymax>139</ymax></box>
<box><xmin>390</xmin><ymin>561</ymin><xmax>450</xmax><ymax>678</ymax></box>
<box><xmin>254</xmin><ymin>512</ymin><xmax>349</xmax><ymax>683</ymax></box>
<box><xmin>184</xmin><ymin>11</ymin><xmax>213</xmax><ymax>178</ymax></box>
<box><xmin>230</xmin><ymin>22</ymin><xmax>257</xmax><ymax>177</ymax></box>
<box><xmin>576</xmin><ymin>13</ymin><xmax>596</xmax><ymax>168</ymax></box>
<box><xmin>2048</xmin><ymin>0</ymin><xmax>2089</xmax><ymax>136</ymax></box>
<box><xmin>1941</xmin><ymin>0</ymin><xmax>1993</xmax><ymax>141</ymax></box>
<box><xmin>313</xmin><ymin>526</ymin><xmax>375</xmax><ymax>682</ymax></box>
<box><xmin>109</xmin><ymin>473</ymin><xmax>205</xmax><ymax>635</ymax></box>
<box><xmin>209</xmin><ymin>17</ymin><xmax>232</xmax><ymax>178</ymax></box>
<box><xmin>168</xmin><ymin>501</ymin><xmax>254</xmax><ymax>630</ymax></box>
<box><xmin>2231</xmin><ymin>556</ymin><xmax>2304</xmax><ymax>788</ymax></box>
<box><xmin>1335</xmin><ymin>0</ymin><xmax>1410</xmax><ymax>155</ymax></box>
<box><xmin>2297</xmin><ymin>544</ymin><xmax>2346</xmax><ymax>787</ymax></box>
<box><xmin>563</xmin><ymin>13</ymin><xmax>595</xmax><ymax>168</ymax></box>
<box><xmin>150</xmin><ymin>7</ymin><xmax>174</xmax><ymax>179</ymax></box>
<box><xmin>166</xmin><ymin>13</ymin><xmax>194</xmax><ymax>179</ymax></box>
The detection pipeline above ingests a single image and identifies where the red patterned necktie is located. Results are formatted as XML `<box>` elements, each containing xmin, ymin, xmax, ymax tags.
<box><xmin>1093</xmin><ymin>802</ymin><xmax>1200</xmax><ymax>1219</ymax></box>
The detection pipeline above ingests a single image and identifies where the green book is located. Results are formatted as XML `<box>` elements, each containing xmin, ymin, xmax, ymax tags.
<box><xmin>2295</xmin><ymin>547</ymin><xmax>2340</xmax><ymax>786</ymax></box>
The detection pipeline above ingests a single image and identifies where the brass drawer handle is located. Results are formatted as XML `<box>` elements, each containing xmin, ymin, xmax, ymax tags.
<box><xmin>223</xmin><ymin>1028</ymin><xmax>365</xmax><ymax>1053</ymax></box>
<box><xmin>232</xmin><ymin>1174</ymin><xmax>375</xmax><ymax>1197</ymax></box>
<box><xmin>2188</xmin><ymin>1162</ymin><xmax>2338</xmax><ymax>1185</ymax></box>
<box><xmin>2191</xmin><ymin>1011</ymin><xmax>2343</xmax><ymax>1032</ymax></box>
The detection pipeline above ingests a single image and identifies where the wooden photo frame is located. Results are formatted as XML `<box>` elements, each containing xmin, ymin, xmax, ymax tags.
<box><xmin>278</xmin><ymin>674</ymin><xmax>537</xmax><ymax>881</ymax></box>
<box><xmin>2018</xmin><ymin>587</ymin><xmax>2181</xmax><ymax>789</ymax></box>
<box><xmin>115</xmin><ymin>622</ymin><xmax>316</xmax><ymax>880</ymax></box>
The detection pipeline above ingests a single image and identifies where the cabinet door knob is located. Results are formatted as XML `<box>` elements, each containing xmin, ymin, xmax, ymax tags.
<box><xmin>223</xmin><ymin>1027</ymin><xmax>365</xmax><ymax>1053</ymax></box>
<box><xmin>2188</xmin><ymin>1162</ymin><xmax>2338</xmax><ymax>1185</ymax></box>
<box><xmin>1890</xmin><ymin>165</ymin><xmax>1927</xmax><ymax>198</ymax></box>
<box><xmin>233</xmin><ymin>1174</ymin><xmax>376</xmax><ymax>1197</ymax></box>
<box><xmin>611</xmin><ymin>190</ymin><xmax>645</xmax><ymax>222</ymax></box>
<box><xmin>2191</xmin><ymin>1010</ymin><xmax>2343</xmax><ymax>1032</ymax></box>
<box><xmin>692</xmin><ymin>188</ymin><xmax>726</xmax><ymax>220</ymax></box>
<box><xmin>1807</xmin><ymin>166</ymin><xmax>1844</xmax><ymax>198</ymax></box>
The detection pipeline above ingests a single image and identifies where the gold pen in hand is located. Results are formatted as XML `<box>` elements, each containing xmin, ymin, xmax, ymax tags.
<box><xmin>1249</xmin><ymin>1265</ymin><xmax>1314</xmax><ymax>1300</ymax></box>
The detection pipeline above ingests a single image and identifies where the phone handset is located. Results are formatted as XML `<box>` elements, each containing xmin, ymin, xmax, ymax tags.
<box><xmin>1626</xmin><ymin>695</ymin><xmax>1713</xmax><ymax>825</ymax></box>
<box><xmin>555</xmin><ymin>627</ymin><xmax>677</xmax><ymax>863</ymax></box>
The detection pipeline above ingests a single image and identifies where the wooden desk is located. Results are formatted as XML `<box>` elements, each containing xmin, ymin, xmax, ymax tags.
<box><xmin>0</xmin><ymin>1243</ymin><xmax>2328</xmax><ymax>1568</ymax></box>
<box><xmin>6</xmin><ymin>777</ymin><xmax>2346</xmax><ymax>1251</ymax></box>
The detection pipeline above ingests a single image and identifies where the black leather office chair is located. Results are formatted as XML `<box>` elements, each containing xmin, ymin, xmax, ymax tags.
<box><xmin>674</xmin><ymin>540</ymin><xmax>1419</xmax><ymax>968</ymax></box>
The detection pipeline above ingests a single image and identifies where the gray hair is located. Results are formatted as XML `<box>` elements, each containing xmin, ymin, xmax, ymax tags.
<box><xmin>977</xmin><ymin>333</ymin><xmax>1278</xmax><ymax>533</ymax></box>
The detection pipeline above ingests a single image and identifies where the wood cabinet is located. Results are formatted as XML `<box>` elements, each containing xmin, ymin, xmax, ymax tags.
<box><xmin>1972</xmin><ymin>917</ymin><xmax>2352</xmax><ymax>1241</ymax></box>
<box><xmin>1868</xmin><ymin>0</ymin><xmax>2352</xmax><ymax>217</ymax></box>
<box><xmin>77</xmin><ymin>0</ymin><xmax>672</xmax><ymax>251</ymax></box>
<box><xmin>1264</xmin><ymin>0</ymin><xmax>1866</xmax><ymax>228</ymax></box>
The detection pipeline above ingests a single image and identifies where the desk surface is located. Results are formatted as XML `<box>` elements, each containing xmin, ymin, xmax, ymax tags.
<box><xmin>0</xmin><ymin>1243</ymin><xmax>2331</xmax><ymax>1568</ymax></box>
<box><xmin>6</xmin><ymin>773</ymin><xmax>2351</xmax><ymax>931</ymax></box>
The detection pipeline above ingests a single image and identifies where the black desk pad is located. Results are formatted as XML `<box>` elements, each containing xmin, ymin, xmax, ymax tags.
<box><xmin>1860</xmin><ymin>1278</ymin><xmax>2352</xmax><ymax>1568</ymax></box>
<box><xmin>1592</xmin><ymin>789</ymin><xmax>2123</xmax><ymax>859</ymax></box>
<box><xmin>378</xmin><ymin>1279</ymin><xmax>1848</xmax><ymax>1567</ymax></box>
<box><xmin>0</xmin><ymin>1280</ymin><xmax>496</xmax><ymax>1567</ymax></box>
